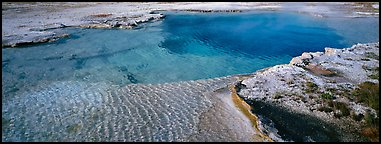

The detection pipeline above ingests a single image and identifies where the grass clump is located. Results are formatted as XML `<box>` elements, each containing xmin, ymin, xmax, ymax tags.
<box><xmin>362</xmin><ymin>111</ymin><xmax>379</xmax><ymax>142</ymax></box>
<box><xmin>368</xmin><ymin>73</ymin><xmax>379</xmax><ymax>80</ymax></box>
<box><xmin>352</xmin><ymin>82</ymin><xmax>379</xmax><ymax>114</ymax></box>
<box><xmin>363</xmin><ymin>66</ymin><xmax>379</xmax><ymax>79</ymax></box>
<box><xmin>365</xmin><ymin>52</ymin><xmax>379</xmax><ymax>60</ymax></box>
<box><xmin>305</xmin><ymin>81</ymin><xmax>318</xmax><ymax>93</ymax></box>
<box><xmin>318</xmin><ymin>106</ymin><xmax>333</xmax><ymax>112</ymax></box>
<box><xmin>321</xmin><ymin>93</ymin><xmax>333</xmax><ymax>100</ymax></box>
<box><xmin>326</xmin><ymin>87</ymin><xmax>337</xmax><ymax>93</ymax></box>
<box><xmin>335</xmin><ymin>102</ymin><xmax>350</xmax><ymax>116</ymax></box>
<box><xmin>351</xmin><ymin>112</ymin><xmax>364</xmax><ymax>121</ymax></box>
<box><xmin>367</xmin><ymin>67</ymin><xmax>379</xmax><ymax>80</ymax></box>
<box><xmin>362</xmin><ymin>127</ymin><xmax>379</xmax><ymax>142</ymax></box>
<box><xmin>327</xmin><ymin>101</ymin><xmax>350</xmax><ymax>117</ymax></box>
<box><xmin>364</xmin><ymin>112</ymin><xmax>379</xmax><ymax>127</ymax></box>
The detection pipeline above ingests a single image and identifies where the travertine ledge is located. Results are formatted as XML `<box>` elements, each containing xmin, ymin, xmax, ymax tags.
<box><xmin>236</xmin><ymin>42</ymin><xmax>379</xmax><ymax>141</ymax></box>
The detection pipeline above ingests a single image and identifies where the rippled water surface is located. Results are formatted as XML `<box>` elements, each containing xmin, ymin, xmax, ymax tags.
<box><xmin>1</xmin><ymin>11</ymin><xmax>379</xmax><ymax>141</ymax></box>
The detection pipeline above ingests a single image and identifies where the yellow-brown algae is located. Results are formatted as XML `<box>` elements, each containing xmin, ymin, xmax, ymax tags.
<box><xmin>229</xmin><ymin>84</ymin><xmax>274</xmax><ymax>142</ymax></box>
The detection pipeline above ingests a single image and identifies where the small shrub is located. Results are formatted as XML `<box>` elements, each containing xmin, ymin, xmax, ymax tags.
<box><xmin>326</xmin><ymin>87</ymin><xmax>338</xmax><ymax>93</ymax></box>
<box><xmin>364</xmin><ymin>112</ymin><xmax>379</xmax><ymax>127</ymax></box>
<box><xmin>302</xmin><ymin>59</ymin><xmax>310</xmax><ymax>66</ymax></box>
<box><xmin>305</xmin><ymin>82</ymin><xmax>318</xmax><ymax>93</ymax></box>
<box><xmin>329</xmin><ymin>101</ymin><xmax>350</xmax><ymax>117</ymax></box>
<box><xmin>318</xmin><ymin>106</ymin><xmax>333</xmax><ymax>112</ymax></box>
<box><xmin>334</xmin><ymin>113</ymin><xmax>342</xmax><ymax>118</ymax></box>
<box><xmin>327</xmin><ymin>100</ymin><xmax>334</xmax><ymax>107</ymax></box>
<box><xmin>368</xmin><ymin>67</ymin><xmax>379</xmax><ymax>80</ymax></box>
<box><xmin>364</xmin><ymin>66</ymin><xmax>379</xmax><ymax>79</ymax></box>
<box><xmin>368</xmin><ymin>73</ymin><xmax>379</xmax><ymax>79</ymax></box>
<box><xmin>361</xmin><ymin>127</ymin><xmax>379</xmax><ymax>142</ymax></box>
<box><xmin>321</xmin><ymin>93</ymin><xmax>333</xmax><ymax>100</ymax></box>
<box><xmin>352</xmin><ymin>82</ymin><xmax>379</xmax><ymax>114</ymax></box>
<box><xmin>363</xmin><ymin>65</ymin><xmax>379</xmax><ymax>71</ymax></box>
<box><xmin>365</xmin><ymin>52</ymin><xmax>379</xmax><ymax>60</ymax></box>
<box><xmin>336</xmin><ymin>102</ymin><xmax>350</xmax><ymax>116</ymax></box>
<box><xmin>362</xmin><ymin>111</ymin><xmax>379</xmax><ymax>142</ymax></box>
<box><xmin>351</xmin><ymin>112</ymin><xmax>364</xmax><ymax>121</ymax></box>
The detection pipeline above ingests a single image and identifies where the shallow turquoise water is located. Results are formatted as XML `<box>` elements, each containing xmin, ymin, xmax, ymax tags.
<box><xmin>2</xmin><ymin>11</ymin><xmax>379</xmax><ymax>96</ymax></box>
<box><xmin>2</xmin><ymin>11</ymin><xmax>379</xmax><ymax>142</ymax></box>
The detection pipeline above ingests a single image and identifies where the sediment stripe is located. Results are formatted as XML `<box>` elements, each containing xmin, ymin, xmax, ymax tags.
<box><xmin>229</xmin><ymin>84</ymin><xmax>273</xmax><ymax>142</ymax></box>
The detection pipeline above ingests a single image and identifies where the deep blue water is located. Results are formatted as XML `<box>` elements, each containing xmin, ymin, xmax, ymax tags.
<box><xmin>2</xmin><ymin>11</ymin><xmax>379</xmax><ymax>97</ymax></box>
<box><xmin>160</xmin><ymin>12</ymin><xmax>346</xmax><ymax>58</ymax></box>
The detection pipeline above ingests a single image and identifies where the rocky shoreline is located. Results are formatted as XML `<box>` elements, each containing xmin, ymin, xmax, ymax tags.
<box><xmin>1</xmin><ymin>2</ymin><xmax>280</xmax><ymax>47</ymax></box>
<box><xmin>233</xmin><ymin>42</ymin><xmax>379</xmax><ymax>141</ymax></box>
<box><xmin>2</xmin><ymin>2</ymin><xmax>379</xmax><ymax>48</ymax></box>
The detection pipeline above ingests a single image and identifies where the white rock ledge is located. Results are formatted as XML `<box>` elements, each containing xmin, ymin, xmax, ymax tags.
<box><xmin>237</xmin><ymin>42</ymin><xmax>379</xmax><ymax>138</ymax></box>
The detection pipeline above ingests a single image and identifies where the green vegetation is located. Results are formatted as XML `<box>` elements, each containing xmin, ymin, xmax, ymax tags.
<box><xmin>335</xmin><ymin>102</ymin><xmax>350</xmax><ymax>116</ymax></box>
<box><xmin>362</xmin><ymin>111</ymin><xmax>379</xmax><ymax>142</ymax></box>
<box><xmin>305</xmin><ymin>81</ymin><xmax>318</xmax><ymax>93</ymax></box>
<box><xmin>326</xmin><ymin>100</ymin><xmax>350</xmax><ymax>118</ymax></box>
<box><xmin>362</xmin><ymin>65</ymin><xmax>378</xmax><ymax>71</ymax></box>
<box><xmin>326</xmin><ymin>87</ymin><xmax>336</xmax><ymax>93</ymax></box>
<box><xmin>350</xmin><ymin>81</ymin><xmax>380</xmax><ymax>141</ymax></box>
<box><xmin>367</xmin><ymin>67</ymin><xmax>379</xmax><ymax>80</ymax></box>
<box><xmin>317</xmin><ymin>106</ymin><xmax>333</xmax><ymax>112</ymax></box>
<box><xmin>351</xmin><ymin>112</ymin><xmax>364</xmax><ymax>121</ymax></box>
<box><xmin>368</xmin><ymin>73</ymin><xmax>379</xmax><ymax>79</ymax></box>
<box><xmin>321</xmin><ymin>93</ymin><xmax>333</xmax><ymax>100</ymax></box>
<box><xmin>364</xmin><ymin>112</ymin><xmax>379</xmax><ymax>127</ymax></box>
<box><xmin>352</xmin><ymin>82</ymin><xmax>379</xmax><ymax>114</ymax></box>
<box><xmin>362</xmin><ymin>66</ymin><xmax>379</xmax><ymax>79</ymax></box>
<box><xmin>365</xmin><ymin>52</ymin><xmax>379</xmax><ymax>60</ymax></box>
